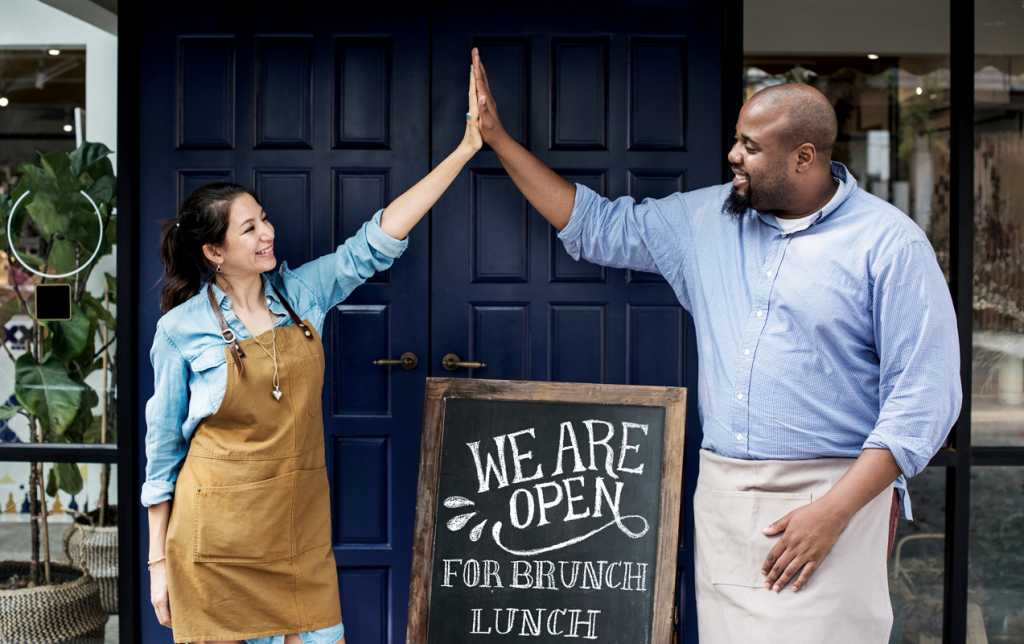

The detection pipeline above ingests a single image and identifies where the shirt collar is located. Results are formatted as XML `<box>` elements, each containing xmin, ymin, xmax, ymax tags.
<box><xmin>756</xmin><ymin>161</ymin><xmax>857</xmax><ymax>232</ymax></box>
<box><xmin>205</xmin><ymin>273</ymin><xmax>280</xmax><ymax>310</ymax></box>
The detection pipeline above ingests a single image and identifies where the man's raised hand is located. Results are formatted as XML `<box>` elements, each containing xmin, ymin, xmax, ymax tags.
<box><xmin>472</xmin><ymin>47</ymin><xmax>508</xmax><ymax>146</ymax></box>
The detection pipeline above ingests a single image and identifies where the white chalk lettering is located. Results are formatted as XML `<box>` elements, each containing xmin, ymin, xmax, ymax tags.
<box><xmin>482</xmin><ymin>560</ymin><xmax>503</xmax><ymax>588</ymax></box>
<box><xmin>622</xmin><ymin>562</ymin><xmax>648</xmax><ymax>591</ymax></box>
<box><xmin>534</xmin><ymin>560</ymin><xmax>556</xmax><ymax>589</ymax></box>
<box><xmin>510</xmin><ymin>488</ymin><xmax>535</xmax><ymax>529</ymax></box>
<box><xmin>592</xmin><ymin>476</ymin><xmax>624</xmax><ymax>519</ymax></box>
<box><xmin>511</xmin><ymin>561</ymin><xmax>534</xmax><ymax>588</ymax></box>
<box><xmin>559</xmin><ymin>561</ymin><xmax>581</xmax><ymax>589</ymax></box>
<box><xmin>534</xmin><ymin>481</ymin><xmax>564</xmax><ymax>527</ymax></box>
<box><xmin>567</xmin><ymin>609</ymin><xmax>601</xmax><ymax>639</ymax></box>
<box><xmin>605</xmin><ymin>562</ymin><xmax>621</xmax><ymax>589</ymax></box>
<box><xmin>617</xmin><ymin>422</ymin><xmax>648</xmax><ymax>474</ymax></box>
<box><xmin>471</xmin><ymin>608</ymin><xmax>492</xmax><ymax>634</ymax></box>
<box><xmin>520</xmin><ymin>609</ymin><xmax>546</xmax><ymax>636</ymax></box>
<box><xmin>508</xmin><ymin>429</ymin><xmax>545</xmax><ymax>484</ymax></box>
<box><xmin>463</xmin><ymin>559</ymin><xmax>480</xmax><ymax>587</ymax></box>
<box><xmin>547</xmin><ymin>609</ymin><xmax>567</xmax><ymax>635</ymax></box>
<box><xmin>552</xmin><ymin>422</ymin><xmax>586</xmax><ymax>476</ymax></box>
<box><xmin>442</xmin><ymin>559</ymin><xmax>462</xmax><ymax>587</ymax></box>
<box><xmin>580</xmin><ymin>561</ymin><xmax>607</xmax><ymax>590</ymax></box>
<box><xmin>583</xmin><ymin>420</ymin><xmax>619</xmax><ymax>478</ymax></box>
<box><xmin>561</xmin><ymin>476</ymin><xmax>591</xmax><ymax>521</ymax></box>
<box><xmin>496</xmin><ymin>609</ymin><xmax>519</xmax><ymax>635</ymax></box>
<box><xmin>468</xmin><ymin>437</ymin><xmax>510</xmax><ymax>493</ymax></box>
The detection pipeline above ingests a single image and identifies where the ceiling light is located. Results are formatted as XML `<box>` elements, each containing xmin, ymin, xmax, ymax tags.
<box><xmin>916</xmin><ymin>87</ymin><xmax>923</xmax><ymax>95</ymax></box>
<box><xmin>48</xmin><ymin>49</ymin><xmax>60</xmax><ymax>56</ymax></box>
<box><xmin>867</xmin><ymin>54</ymin><xmax>879</xmax><ymax>60</ymax></box>
<box><xmin>0</xmin><ymin>97</ymin><xmax>8</xmax><ymax>107</ymax></box>
<box><xmin>63</xmin><ymin>124</ymin><xmax>73</xmax><ymax>132</ymax></box>
<box><xmin>930</xmin><ymin>94</ymin><xmax>937</xmax><ymax>100</ymax></box>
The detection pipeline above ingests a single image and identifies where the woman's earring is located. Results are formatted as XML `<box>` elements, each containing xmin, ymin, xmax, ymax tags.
<box><xmin>216</xmin><ymin>264</ymin><xmax>222</xmax><ymax>273</ymax></box>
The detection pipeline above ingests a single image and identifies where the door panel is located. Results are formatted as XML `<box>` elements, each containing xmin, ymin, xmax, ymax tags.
<box><xmin>430</xmin><ymin>3</ymin><xmax>719</xmax><ymax>641</ymax></box>
<box><xmin>137</xmin><ymin>3</ymin><xmax>428</xmax><ymax>642</ymax></box>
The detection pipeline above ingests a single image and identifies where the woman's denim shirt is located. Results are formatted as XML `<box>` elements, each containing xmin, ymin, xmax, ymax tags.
<box><xmin>142</xmin><ymin>210</ymin><xmax>406</xmax><ymax>508</ymax></box>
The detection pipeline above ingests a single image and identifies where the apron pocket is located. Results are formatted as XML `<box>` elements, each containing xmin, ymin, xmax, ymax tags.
<box><xmin>302</xmin><ymin>354</ymin><xmax>324</xmax><ymax>418</ymax></box>
<box><xmin>707</xmin><ymin>489</ymin><xmax>812</xmax><ymax>587</ymax></box>
<box><xmin>193</xmin><ymin>471</ymin><xmax>297</xmax><ymax>563</ymax></box>
<box><xmin>292</xmin><ymin>467</ymin><xmax>333</xmax><ymax>554</ymax></box>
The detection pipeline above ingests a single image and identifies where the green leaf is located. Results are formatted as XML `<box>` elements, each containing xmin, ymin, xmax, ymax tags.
<box><xmin>48</xmin><ymin>237</ymin><xmax>79</xmax><ymax>274</ymax></box>
<box><xmin>14</xmin><ymin>353</ymin><xmax>85</xmax><ymax>434</ymax></box>
<box><xmin>82</xmin><ymin>414</ymin><xmax>106</xmax><ymax>444</ymax></box>
<box><xmin>49</xmin><ymin>299</ymin><xmax>92</xmax><ymax>362</ymax></box>
<box><xmin>0</xmin><ymin>296</ymin><xmax>27</xmax><ymax>328</ymax></box>
<box><xmin>40</xmin><ymin>151</ymin><xmax>71</xmax><ymax>183</ymax></box>
<box><xmin>25</xmin><ymin>193</ymin><xmax>67</xmax><ymax>236</ymax></box>
<box><xmin>0</xmin><ymin>405</ymin><xmax>23</xmax><ymax>420</ymax></box>
<box><xmin>12</xmin><ymin>251</ymin><xmax>45</xmax><ymax>269</ymax></box>
<box><xmin>46</xmin><ymin>467</ymin><xmax>57</xmax><ymax>498</ymax></box>
<box><xmin>80</xmin><ymin>292</ymin><xmax>115</xmax><ymax>328</ymax></box>
<box><xmin>70</xmin><ymin>142</ymin><xmax>113</xmax><ymax>180</ymax></box>
<box><xmin>65</xmin><ymin>206</ymin><xmax>102</xmax><ymax>249</ymax></box>
<box><xmin>51</xmin><ymin>462</ymin><xmax>84</xmax><ymax>497</ymax></box>
<box><xmin>104</xmin><ymin>273</ymin><xmax>117</xmax><ymax>304</ymax></box>
<box><xmin>85</xmin><ymin>174</ymin><xmax>116</xmax><ymax>204</ymax></box>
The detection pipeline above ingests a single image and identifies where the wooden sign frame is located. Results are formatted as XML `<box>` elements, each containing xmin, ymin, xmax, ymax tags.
<box><xmin>407</xmin><ymin>378</ymin><xmax>688</xmax><ymax>644</ymax></box>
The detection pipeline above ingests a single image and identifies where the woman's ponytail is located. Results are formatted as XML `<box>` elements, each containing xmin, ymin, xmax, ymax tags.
<box><xmin>157</xmin><ymin>182</ymin><xmax>257</xmax><ymax>313</ymax></box>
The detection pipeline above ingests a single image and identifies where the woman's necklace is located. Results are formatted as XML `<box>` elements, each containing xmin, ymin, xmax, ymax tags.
<box><xmin>247</xmin><ymin>295</ymin><xmax>282</xmax><ymax>401</ymax></box>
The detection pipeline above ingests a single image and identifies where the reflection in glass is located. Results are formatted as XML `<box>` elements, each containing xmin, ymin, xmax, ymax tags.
<box><xmin>743</xmin><ymin>56</ymin><xmax>952</xmax><ymax>280</ymax></box>
<box><xmin>889</xmin><ymin>467</ymin><xmax>946</xmax><ymax>644</ymax></box>
<box><xmin>969</xmin><ymin>467</ymin><xmax>1024</xmax><ymax>642</ymax></box>
<box><xmin>0</xmin><ymin>461</ymin><xmax>119</xmax><ymax>642</ymax></box>
<box><xmin>972</xmin><ymin>0</ymin><xmax>1024</xmax><ymax>448</ymax></box>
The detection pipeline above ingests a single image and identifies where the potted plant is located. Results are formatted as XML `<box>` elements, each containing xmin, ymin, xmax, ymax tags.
<box><xmin>0</xmin><ymin>141</ymin><xmax>117</xmax><ymax>642</ymax></box>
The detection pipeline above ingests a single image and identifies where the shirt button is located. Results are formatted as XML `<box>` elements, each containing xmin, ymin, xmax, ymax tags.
<box><xmin>744</xmin><ymin>349</ymin><xmax>750</xmax><ymax>356</ymax></box>
<box><xmin>781</xmin><ymin>233</ymin><xmax>788</xmax><ymax>238</ymax></box>
<box><xmin>737</xmin><ymin>393</ymin><xmax>743</xmax><ymax>400</ymax></box>
<box><xmin>756</xmin><ymin>310</ymin><xmax>763</xmax><ymax>317</ymax></box>
<box><xmin>736</xmin><ymin>433</ymin><xmax>743</xmax><ymax>441</ymax></box>
<box><xmin>766</xmin><ymin>270</ymin><xmax>772</xmax><ymax>276</ymax></box>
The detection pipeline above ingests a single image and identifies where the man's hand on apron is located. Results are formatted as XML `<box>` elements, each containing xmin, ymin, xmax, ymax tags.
<box><xmin>758</xmin><ymin>500</ymin><xmax>848</xmax><ymax>593</ymax></box>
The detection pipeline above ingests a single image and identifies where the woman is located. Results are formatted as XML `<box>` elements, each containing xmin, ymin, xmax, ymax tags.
<box><xmin>143</xmin><ymin>71</ymin><xmax>481</xmax><ymax>644</ymax></box>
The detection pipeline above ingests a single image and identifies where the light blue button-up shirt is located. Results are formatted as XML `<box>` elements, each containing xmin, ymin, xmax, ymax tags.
<box><xmin>558</xmin><ymin>162</ymin><xmax>962</xmax><ymax>519</ymax></box>
<box><xmin>142</xmin><ymin>209</ymin><xmax>407</xmax><ymax>508</ymax></box>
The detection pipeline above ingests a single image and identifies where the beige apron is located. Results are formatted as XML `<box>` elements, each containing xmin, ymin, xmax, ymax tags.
<box><xmin>694</xmin><ymin>449</ymin><xmax>893</xmax><ymax>643</ymax></box>
<box><xmin>165</xmin><ymin>289</ymin><xmax>342</xmax><ymax>643</ymax></box>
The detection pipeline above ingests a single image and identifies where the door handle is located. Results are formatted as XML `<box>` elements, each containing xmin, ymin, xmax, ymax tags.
<box><xmin>372</xmin><ymin>352</ymin><xmax>418</xmax><ymax>370</ymax></box>
<box><xmin>442</xmin><ymin>353</ymin><xmax>486</xmax><ymax>372</ymax></box>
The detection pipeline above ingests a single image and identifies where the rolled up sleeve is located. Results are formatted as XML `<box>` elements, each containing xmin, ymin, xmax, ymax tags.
<box><xmin>141</xmin><ymin>325</ymin><xmax>191</xmax><ymax>508</ymax></box>
<box><xmin>862</xmin><ymin>241</ymin><xmax>962</xmax><ymax>483</ymax></box>
<box><xmin>293</xmin><ymin>208</ymin><xmax>409</xmax><ymax>311</ymax></box>
<box><xmin>557</xmin><ymin>183</ymin><xmax>664</xmax><ymax>274</ymax></box>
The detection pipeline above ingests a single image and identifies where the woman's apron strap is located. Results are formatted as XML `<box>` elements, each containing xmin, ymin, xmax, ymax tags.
<box><xmin>271</xmin><ymin>285</ymin><xmax>315</xmax><ymax>341</ymax></box>
<box><xmin>206</xmin><ymin>284</ymin><xmax>245</xmax><ymax>376</ymax></box>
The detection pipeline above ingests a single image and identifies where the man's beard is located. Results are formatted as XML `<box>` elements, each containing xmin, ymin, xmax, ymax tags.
<box><xmin>722</xmin><ymin>161</ymin><xmax>794</xmax><ymax>219</ymax></box>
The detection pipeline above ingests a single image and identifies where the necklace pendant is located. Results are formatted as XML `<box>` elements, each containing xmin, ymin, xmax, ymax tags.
<box><xmin>272</xmin><ymin>389</ymin><xmax>282</xmax><ymax>401</ymax></box>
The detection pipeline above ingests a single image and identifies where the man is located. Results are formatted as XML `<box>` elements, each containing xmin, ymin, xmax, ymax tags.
<box><xmin>470</xmin><ymin>48</ymin><xmax>961</xmax><ymax>642</ymax></box>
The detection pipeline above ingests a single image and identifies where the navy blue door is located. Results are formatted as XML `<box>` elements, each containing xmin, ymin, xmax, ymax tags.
<box><xmin>135</xmin><ymin>2</ymin><xmax>720</xmax><ymax>643</ymax></box>
<box><xmin>135</xmin><ymin>2</ymin><xmax>430</xmax><ymax>642</ymax></box>
<box><xmin>429</xmin><ymin>3</ymin><xmax>721</xmax><ymax>641</ymax></box>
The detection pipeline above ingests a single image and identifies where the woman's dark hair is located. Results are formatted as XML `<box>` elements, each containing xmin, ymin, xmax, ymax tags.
<box><xmin>158</xmin><ymin>182</ymin><xmax>258</xmax><ymax>313</ymax></box>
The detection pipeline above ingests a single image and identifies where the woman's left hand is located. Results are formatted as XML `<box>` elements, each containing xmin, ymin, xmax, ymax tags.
<box><xmin>462</xmin><ymin>67</ymin><xmax>483</xmax><ymax>153</ymax></box>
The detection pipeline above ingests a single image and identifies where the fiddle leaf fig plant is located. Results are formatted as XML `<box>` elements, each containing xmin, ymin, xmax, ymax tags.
<box><xmin>0</xmin><ymin>141</ymin><xmax>118</xmax><ymax>585</ymax></box>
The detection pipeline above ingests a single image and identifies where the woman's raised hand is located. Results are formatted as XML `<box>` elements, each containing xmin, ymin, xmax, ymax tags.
<box><xmin>462</xmin><ymin>66</ymin><xmax>483</xmax><ymax>153</ymax></box>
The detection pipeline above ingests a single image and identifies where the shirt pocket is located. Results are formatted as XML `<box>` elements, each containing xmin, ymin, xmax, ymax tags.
<box><xmin>707</xmin><ymin>490</ymin><xmax>812</xmax><ymax>587</ymax></box>
<box><xmin>301</xmin><ymin>354</ymin><xmax>324</xmax><ymax>418</ymax></box>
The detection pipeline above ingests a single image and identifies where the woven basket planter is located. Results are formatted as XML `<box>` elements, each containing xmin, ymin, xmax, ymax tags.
<box><xmin>62</xmin><ymin>520</ymin><xmax>118</xmax><ymax>614</ymax></box>
<box><xmin>0</xmin><ymin>560</ymin><xmax>107</xmax><ymax>644</ymax></box>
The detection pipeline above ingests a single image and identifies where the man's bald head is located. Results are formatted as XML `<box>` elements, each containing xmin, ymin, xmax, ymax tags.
<box><xmin>746</xmin><ymin>84</ymin><xmax>837</xmax><ymax>165</ymax></box>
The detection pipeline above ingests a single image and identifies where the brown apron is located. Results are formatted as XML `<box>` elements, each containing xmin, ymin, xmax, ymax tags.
<box><xmin>694</xmin><ymin>449</ymin><xmax>893</xmax><ymax>643</ymax></box>
<box><xmin>165</xmin><ymin>287</ymin><xmax>342</xmax><ymax>643</ymax></box>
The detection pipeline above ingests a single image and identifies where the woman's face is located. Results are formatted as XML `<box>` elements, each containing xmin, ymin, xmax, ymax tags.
<box><xmin>210</xmin><ymin>193</ymin><xmax>276</xmax><ymax>277</ymax></box>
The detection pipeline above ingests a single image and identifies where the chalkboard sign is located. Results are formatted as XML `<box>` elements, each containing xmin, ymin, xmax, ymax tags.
<box><xmin>408</xmin><ymin>379</ymin><xmax>687</xmax><ymax>644</ymax></box>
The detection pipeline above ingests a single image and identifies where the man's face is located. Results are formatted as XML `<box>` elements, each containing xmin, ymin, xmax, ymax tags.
<box><xmin>723</xmin><ymin>104</ymin><xmax>795</xmax><ymax>217</ymax></box>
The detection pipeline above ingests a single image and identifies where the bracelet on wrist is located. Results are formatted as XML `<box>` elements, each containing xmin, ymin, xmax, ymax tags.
<box><xmin>147</xmin><ymin>556</ymin><xmax>166</xmax><ymax>570</ymax></box>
